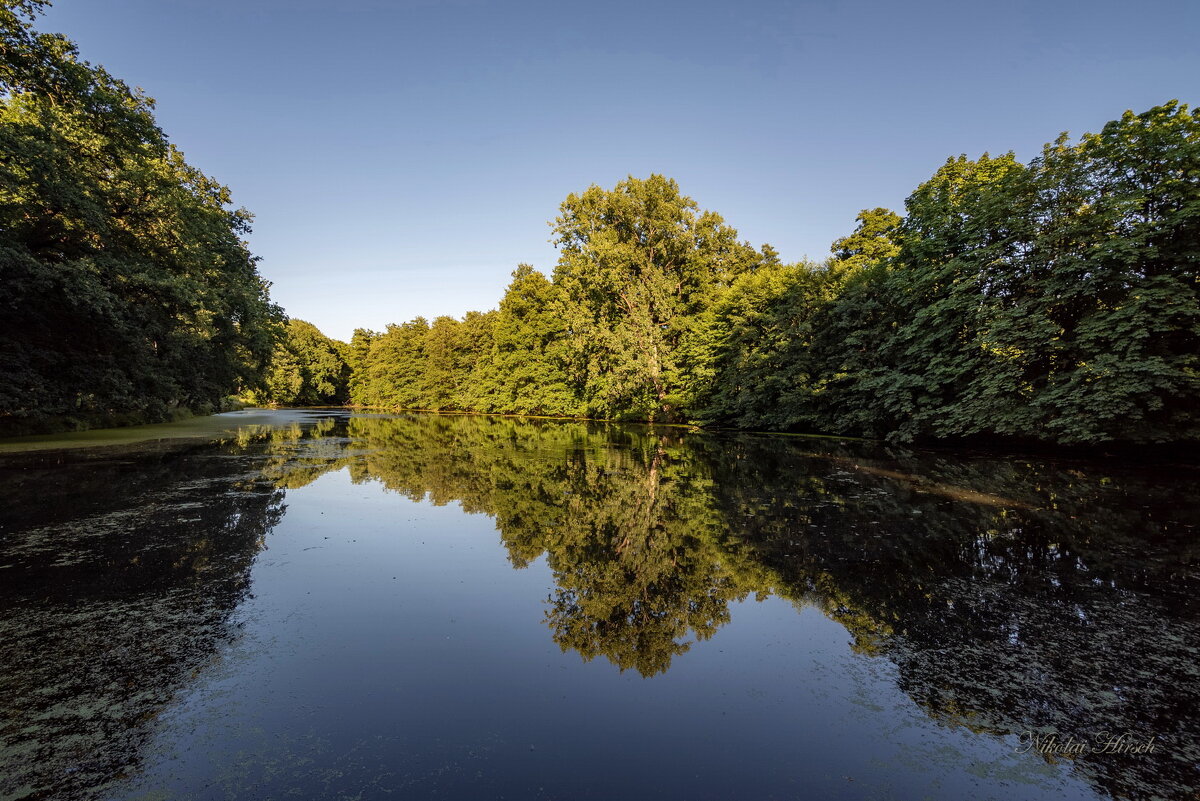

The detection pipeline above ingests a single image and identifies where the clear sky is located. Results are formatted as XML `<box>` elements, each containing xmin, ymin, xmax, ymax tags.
<box><xmin>41</xmin><ymin>0</ymin><xmax>1200</xmax><ymax>342</ymax></box>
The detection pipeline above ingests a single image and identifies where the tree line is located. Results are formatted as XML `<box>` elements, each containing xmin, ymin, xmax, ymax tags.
<box><xmin>1</xmin><ymin>3</ymin><xmax>1194</xmax><ymax>445</ymax></box>
<box><xmin>0</xmin><ymin>1</ymin><xmax>282</xmax><ymax>434</ymax></box>
<box><xmin>264</xmin><ymin>102</ymin><xmax>1199</xmax><ymax>445</ymax></box>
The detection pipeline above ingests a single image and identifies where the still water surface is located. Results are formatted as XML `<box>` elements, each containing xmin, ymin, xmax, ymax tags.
<box><xmin>1</xmin><ymin>410</ymin><xmax>1197</xmax><ymax>800</ymax></box>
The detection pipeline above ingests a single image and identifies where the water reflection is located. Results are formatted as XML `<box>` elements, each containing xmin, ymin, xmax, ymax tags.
<box><xmin>1</xmin><ymin>412</ymin><xmax>1197</xmax><ymax>800</ymax></box>
<box><xmin>334</xmin><ymin>414</ymin><xmax>1200</xmax><ymax>800</ymax></box>
<box><xmin>705</xmin><ymin>439</ymin><xmax>1200</xmax><ymax>801</ymax></box>
<box><xmin>0</xmin><ymin>434</ymin><xmax>292</xmax><ymax>800</ymax></box>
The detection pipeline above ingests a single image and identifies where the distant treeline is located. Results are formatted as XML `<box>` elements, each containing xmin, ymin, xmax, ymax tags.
<box><xmin>263</xmin><ymin>102</ymin><xmax>1199</xmax><ymax>445</ymax></box>
<box><xmin>0</xmin><ymin>2</ymin><xmax>282</xmax><ymax>435</ymax></box>
<box><xmin>2</xmin><ymin>6</ymin><xmax>1195</xmax><ymax>444</ymax></box>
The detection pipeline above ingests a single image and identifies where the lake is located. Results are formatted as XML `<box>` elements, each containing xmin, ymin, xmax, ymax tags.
<box><xmin>1</xmin><ymin>410</ymin><xmax>1197</xmax><ymax>800</ymax></box>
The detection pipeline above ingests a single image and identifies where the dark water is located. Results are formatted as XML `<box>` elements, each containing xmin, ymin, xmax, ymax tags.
<box><xmin>1</xmin><ymin>411</ymin><xmax>1197</xmax><ymax>801</ymax></box>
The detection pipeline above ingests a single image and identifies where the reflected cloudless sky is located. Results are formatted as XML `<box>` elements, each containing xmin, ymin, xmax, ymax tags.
<box><xmin>41</xmin><ymin>0</ymin><xmax>1199</xmax><ymax>340</ymax></box>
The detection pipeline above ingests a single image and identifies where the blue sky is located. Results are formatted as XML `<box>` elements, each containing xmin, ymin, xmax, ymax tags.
<box><xmin>42</xmin><ymin>0</ymin><xmax>1200</xmax><ymax>341</ymax></box>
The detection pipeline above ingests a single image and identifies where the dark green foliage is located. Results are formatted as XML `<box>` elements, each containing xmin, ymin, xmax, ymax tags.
<box><xmin>867</xmin><ymin>153</ymin><xmax>1038</xmax><ymax>442</ymax></box>
<box><xmin>340</xmin><ymin>106</ymin><xmax>1198</xmax><ymax>446</ymax></box>
<box><xmin>476</xmin><ymin>266</ymin><xmax>574</xmax><ymax>415</ymax></box>
<box><xmin>345</xmin><ymin>328</ymin><xmax>379</xmax><ymax>407</ymax></box>
<box><xmin>691</xmin><ymin>258</ymin><xmax>838</xmax><ymax>430</ymax></box>
<box><xmin>5</xmin><ymin>6</ymin><xmax>1193</xmax><ymax>457</ymax></box>
<box><xmin>0</xmin><ymin>1</ymin><xmax>283</xmax><ymax>433</ymax></box>
<box><xmin>806</xmin><ymin>210</ymin><xmax>905</xmax><ymax>437</ymax></box>
<box><xmin>806</xmin><ymin>103</ymin><xmax>1200</xmax><ymax>444</ymax></box>
<box><xmin>355</xmin><ymin>318</ymin><xmax>431</xmax><ymax>410</ymax></box>
<box><xmin>251</xmin><ymin>320</ymin><xmax>349</xmax><ymax>406</ymax></box>
<box><xmin>691</xmin><ymin>104</ymin><xmax>1199</xmax><ymax>445</ymax></box>
<box><xmin>1006</xmin><ymin>104</ymin><xmax>1200</xmax><ymax>443</ymax></box>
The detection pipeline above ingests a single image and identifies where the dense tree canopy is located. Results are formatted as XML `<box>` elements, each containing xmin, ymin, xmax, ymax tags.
<box><xmin>345</xmin><ymin>104</ymin><xmax>1198</xmax><ymax>447</ymax></box>
<box><xmin>808</xmin><ymin>104</ymin><xmax>1200</xmax><ymax>444</ymax></box>
<box><xmin>1</xmin><ymin>0</ymin><xmax>1193</xmax><ymax>453</ymax></box>
<box><xmin>249</xmin><ymin>320</ymin><xmax>349</xmax><ymax>406</ymax></box>
<box><xmin>0</xmin><ymin>0</ymin><xmax>282</xmax><ymax>433</ymax></box>
<box><xmin>550</xmin><ymin>175</ymin><xmax>772</xmax><ymax>421</ymax></box>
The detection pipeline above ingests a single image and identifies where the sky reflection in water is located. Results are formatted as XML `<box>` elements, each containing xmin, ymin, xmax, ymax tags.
<box><xmin>1</xmin><ymin>411</ymin><xmax>1196</xmax><ymax>800</ymax></box>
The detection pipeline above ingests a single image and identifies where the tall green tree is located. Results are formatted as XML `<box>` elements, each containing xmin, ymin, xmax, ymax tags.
<box><xmin>355</xmin><ymin>318</ymin><xmax>430</xmax><ymax>409</ymax></box>
<box><xmin>253</xmin><ymin>320</ymin><xmax>349</xmax><ymax>406</ymax></box>
<box><xmin>690</xmin><ymin>208</ymin><xmax>903</xmax><ymax>434</ymax></box>
<box><xmin>0</xmin><ymin>0</ymin><xmax>282</xmax><ymax>432</ymax></box>
<box><xmin>693</xmin><ymin>258</ymin><xmax>838</xmax><ymax>430</ymax></box>
<box><xmin>422</xmin><ymin>315</ymin><xmax>465</xmax><ymax>409</ymax></box>
<box><xmin>480</xmin><ymin>265</ymin><xmax>575</xmax><ymax>415</ymax></box>
<box><xmin>829</xmin><ymin>207</ymin><xmax>903</xmax><ymax>274</ymax></box>
<box><xmin>346</xmin><ymin>328</ymin><xmax>380</xmax><ymax>406</ymax></box>
<box><xmin>808</xmin><ymin>103</ymin><xmax>1199</xmax><ymax>445</ymax></box>
<box><xmin>453</xmin><ymin>309</ymin><xmax>499</xmax><ymax>410</ymax></box>
<box><xmin>551</xmin><ymin>175</ymin><xmax>769</xmax><ymax>421</ymax></box>
<box><xmin>877</xmin><ymin>152</ymin><xmax>1035</xmax><ymax>442</ymax></box>
<box><xmin>1009</xmin><ymin>102</ymin><xmax>1200</xmax><ymax>443</ymax></box>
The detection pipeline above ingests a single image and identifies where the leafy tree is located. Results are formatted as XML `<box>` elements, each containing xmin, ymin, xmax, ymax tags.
<box><xmin>689</xmin><ymin>208</ymin><xmax>903</xmax><ymax>434</ymax></box>
<box><xmin>251</xmin><ymin>319</ymin><xmax>349</xmax><ymax>406</ymax></box>
<box><xmin>692</xmin><ymin>258</ymin><xmax>838</xmax><ymax>430</ymax></box>
<box><xmin>550</xmin><ymin>174</ymin><xmax>769</xmax><ymax>421</ymax></box>
<box><xmin>422</xmin><ymin>315</ymin><xmax>465</xmax><ymax>409</ymax></box>
<box><xmin>829</xmin><ymin>207</ymin><xmax>902</xmax><ymax>274</ymax></box>
<box><xmin>355</xmin><ymin>318</ymin><xmax>430</xmax><ymax>409</ymax></box>
<box><xmin>1009</xmin><ymin>102</ymin><xmax>1200</xmax><ymax>443</ymax></box>
<box><xmin>875</xmin><ymin>152</ymin><xmax>1034</xmax><ymax>442</ymax></box>
<box><xmin>805</xmin><ymin>209</ymin><xmax>905</xmax><ymax>437</ymax></box>
<box><xmin>453</xmin><ymin>309</ymin><xmax>499</xmax><ymax>410</ymax></box>
<box><xmin>830</xmin><ymin>104</ymin><xmax>1199</xmax><ymax>445</ymax></box>
<box><xmin>346</xmin><ymin>328</ymin><xmax>380</xmax><ymax>406</ymax></box>
<box><xmin>0</xmin><ymin>0</ymin><xmax>282</xmax><ymax>432</ymax></box>
<box><xmin>480</xmin><ymin>265</ymin><xmax>576</xmax><ymax>415</ymax></box>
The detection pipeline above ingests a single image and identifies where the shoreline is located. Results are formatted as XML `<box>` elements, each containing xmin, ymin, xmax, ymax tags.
<box><xmin>2</xmin><ymin>405</ymin><xmax>1196</xmax><ymax>468</ymax></box>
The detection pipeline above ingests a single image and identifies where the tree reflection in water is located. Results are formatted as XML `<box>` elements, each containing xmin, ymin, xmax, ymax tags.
<box><xmin>330</xmin><ymin>414</ymin><xmax>1200</xmax><ymax>800</ymax></box>
<box><xmin>0</xmin><ymin>432</ymin><xmax>298</xmax><ymax>800</ymax></box>
<box><xmin>1</xmin><ymin>412</ymin><xmax>1196</xmax><ymax>800</ymax></box>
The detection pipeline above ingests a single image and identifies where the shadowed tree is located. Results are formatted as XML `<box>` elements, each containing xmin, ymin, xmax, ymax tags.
<box><xmin>0</xmin><ymin>0</ymin><xmax>282</xmax><ymax>433</ymax></box>
<box><xmin>252</xmin><ymin>320</ymin><xmax>349</xmax><ymax>406</ymax></box>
